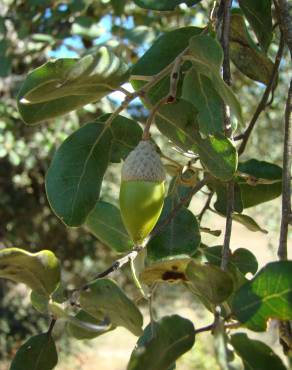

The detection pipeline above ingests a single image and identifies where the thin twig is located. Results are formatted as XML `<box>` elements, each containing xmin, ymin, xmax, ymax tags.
<box><xmin>274</xmin><ymin>2</ymin><xmax>292</xmax><ymax>349</ymax></box>
<box><xmin>237</xmin><ymin>33</ymin><xmax>285</xmax><ymax>155</ymax></box>
<box><xmin>278</xmin><ymin>79</ymin><xmax>292</xmax><ymax>260</ymax></box>
<box><xmin>142</xmin><ymin>97</ymin><xmax>168</xmax><ymax>140</ymax></box>
<box><xmin>47</xmin><ymin>318</ymin><xmax>57</xmax><ymax>335</ymax></box>
<box><xmin>194</xmin><ymin>320</ymin><xmax>241</xmax><ymax>335</ymax></box>
<box><xmin>194</xmin><ymin>323</ymin><xmax>214</xmax><ymax>335</ymax></box>
<box><xmin>198</xmin><ymin>191</ymin><xmax>214</xmax><ymax>221</ymax></box>
<box><xmin>220</xmin><ymin>0</ymin><xmax>233</xmax><ymax>137</ymax></box>
<box><xmin>221</xmin><ymin>181</ymin><xmax>234</xmax><ymax>271</ymax></box>
<box><xmin>219</xmin><ymin>0</ymin><xmax>234</xmax><ymax>272</ymax></box>
<box><xmin>220</xmin><ymin>0</ymin><xmax>233</xmax><ymax>87</ymax></box>
<box><xmin>76</xmin><ymin>245</ymin><xmax>144</xmax><ymax>291</ymax></box>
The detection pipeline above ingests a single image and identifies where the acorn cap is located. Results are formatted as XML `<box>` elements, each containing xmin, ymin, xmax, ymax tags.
<box><xmin>121</xmin><ymin>140</ymin><xmax>166</xmax><ymax>182</ymax></box>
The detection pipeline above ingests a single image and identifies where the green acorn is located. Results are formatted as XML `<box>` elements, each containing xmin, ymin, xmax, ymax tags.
<box><xmin>119</xmin><ymin>140</ymin><xmax>166</xmax><ymax>245</ymax></box>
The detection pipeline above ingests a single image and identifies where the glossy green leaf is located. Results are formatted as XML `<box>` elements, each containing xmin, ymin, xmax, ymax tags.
<box><xmin>85</xmin><ymin>201</ymin><xmax>133</xmax><ymax>253</ymax></box>
<box><xmin>232</xmin><ymin>213</ymin><xmax>268</xmax><ymax>234</ymax></box>
<box><xmin>188</xmin><ymin>35</ymin><xmax>243</xmax><ymax>124</ymax></box>
<box><xmin>30</xmin><ymin>291</ymin><xmax>49</xmax><ymax>313</ymax></box>
<box><xmin>147</xmin><ymin>197</ymin><xmax>200</xmax><ymax>261</ymax></box>
<box><xmin>196</xmin><ymin>135</ymin><xmax>237</xmax><ymax>181</ymax></box>
<box><xmin>127</xmin><ymin>315</ymin><xmax>195</xmax><ymax>370</ymax></box>
<box><xmin>202</xmin><ymin>246</ymin><xmax>249</xmax><ymax>299</ymax></box>
<box><xmin>17</xmin><ymin>47</ymin><xmax>129</xmax><ymax>124</ymax></box>
<box><xmin>230</xmin><ymin>43</ymin><xmax>274</xmax><ymax>85</ymax></box>
<box><xmin>46</xmin><ymin>115</ymin><xmax>142</xmax><ymax>227</ymax></box>
<box><xmin>204</xmin><ymin>246</ymin><xmax>258</xmax><ymax>276</ymax></box>
<box><xmin>156</xmin><ymin>100</ymin><xmax>238</xmax><ymax>180</ymax></box>
<box><xmin>67</xmin><ymin>310</ymin><xmax>114</xmax><ymax>340</ymax></box>
<box><xmin>238</xmin><ymin>0</ymin><xmax>272</xmax><ymax>51</ymax></box>
<box><xmin>231</xmin><ymin>333</ymin><xmax>286</xmax><ymax>370</ymax></box>
<box><xmin>133</xmin><ymin>0</ymin><xmax>201</xmax><ymax>11</ymax></box>
<box><xmin>182</xmin><ymin>68</ymin><xmax>224</xmax><ymax>135</ymax></box>
<box><xmin>131</xmin><ymin>27</ymin><xmax>202</xmax><ymax>76</ymax></box>
<box><xmin>155</xmin><ymin>99</ymin><xmax>199</xmax><ymax>152</ymax></box>
<box><xmin>238</xmin><ymin>159</ymin><xmax>282</xmax><ymax>180</ymax></box>
<box><xmin>127</xmin><ymin>320</ymin><xmax>176</xmax><ymax>370</ymax></box>
<box><xmin>232</xmin><ymin>261</ymin><xmax>292</xmax><ymax>331</ymax></box>
<box><xmin>212</xmin><ymin>181</ymin><xmax>243</xmax><ymax>214</ymax></box>
<box><xmin>10</xmin><ymin>334</ymin><xmax>58</xmax><ymax>370</ymax></box>
<box><xmin>238</xmin><ymin>159</ymin><xmax>282</xmax><ymax>208</ymax></box>
<box><xmin>213</xmin><ymin>159</ymin><xmax>282</xmax><ymax>211</ymax></box>
<box><xmin>80</xmin><ymin>278</ymin><xmax>143</xmax><ymax>336</ymax></box>
<box><xmin>230</xmin><ymin>12</ymin><xmax>274</xmax><ymax>85</ymax></box>
<box><xmin>230</xmin><ymin>248</ymin><xmax>258</xmax><ymax>275</ymax></box>
<box><xmin>186</xmin><ymin>260</ymin><xmax>234</xmax><ymax>305</ymax></box>
<box><xmin>140</xmin><ymin>257</ymin><xmax>191</xmax><ymax>285</ymax></box>
<box><xmin>0</xmin><ymin>248</ymin><xmax>60</xmax><ymax>297</ymax></box>
<box><xmin>131</xmin><ymin>27</ymin><xmax>203</xmax><ymax>103</ymax></box>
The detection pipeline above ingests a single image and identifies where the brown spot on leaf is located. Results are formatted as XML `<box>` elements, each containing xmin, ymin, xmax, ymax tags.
<box><xmin>162</xmin><ymin>271</ymin><xmax>187</xmax><ymax>281</ymax></box>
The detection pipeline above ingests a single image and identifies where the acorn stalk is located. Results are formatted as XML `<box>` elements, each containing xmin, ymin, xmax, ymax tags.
<box><xmin>119</xmin><ymin>140</ymin><xmax>166</xmax><ymax>244</ymax></box>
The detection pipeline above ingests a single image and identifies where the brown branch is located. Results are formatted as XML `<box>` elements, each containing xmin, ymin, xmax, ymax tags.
<box><xmin>219</xmin><ymin>0</ymin><xmax>234</xmax><ymax>271</ymax></box>
<box><xmin>274</xmin><ymin>0</ymin><xmax>292</xmax><ymax>58</ymax></box>
<box><xmin>142</xmin><ymin>97</ymin><xmax>168</xmax><ymax>140</ymax></box>
<box><xmin>75</xmin><ymin>245</ymin><xmax>144</xmax><ymax>291</ymax></box>
<box><xmin>194</xmin><ymin>320</ymin><xmax>241</xmax><ymax>335</ymax></box>
<box><xmin>220</xmin><ymin>0</ymin><xmax>233</xmax><ymax>137</ymax></box>
<box><xmin>221</xmin><ymin>181</ymin><xmax>234</xmax><ymax>271</ymax></box>
<box><xmin>237</xmin><ymin>33</ymin><xmax>285</xmax><ymax>155</ymax></box>
<box><xmin>278</xmin><ymin>79</ymin><xmax>292</xmax><ymax>260</ymax></box>
<box><xmin>47</xmin><ymin>318</ymin><xmax>57</xmax><ymax>335</ymax></box>
<box><xmin>220</xmin><ymin>0</ymin><xmax>233</xmax><ymax>87</ymax></box>
<box><xmin>274</xmin><ymin>2</ymin><xmax>292</xmax><ymax>352</ymax></box>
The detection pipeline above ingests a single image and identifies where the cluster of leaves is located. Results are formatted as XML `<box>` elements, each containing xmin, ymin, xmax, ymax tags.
<box><xmin>1</xmin><ymin>0</ymin><xmax>291</xmax><ymax>369</ymax></box>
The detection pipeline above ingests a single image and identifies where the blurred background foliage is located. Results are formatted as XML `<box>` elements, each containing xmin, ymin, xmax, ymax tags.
<box><xmin>0</xmin><ymin>0</ymin><xmax>290</xmax><ymax>368</ymax></box>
